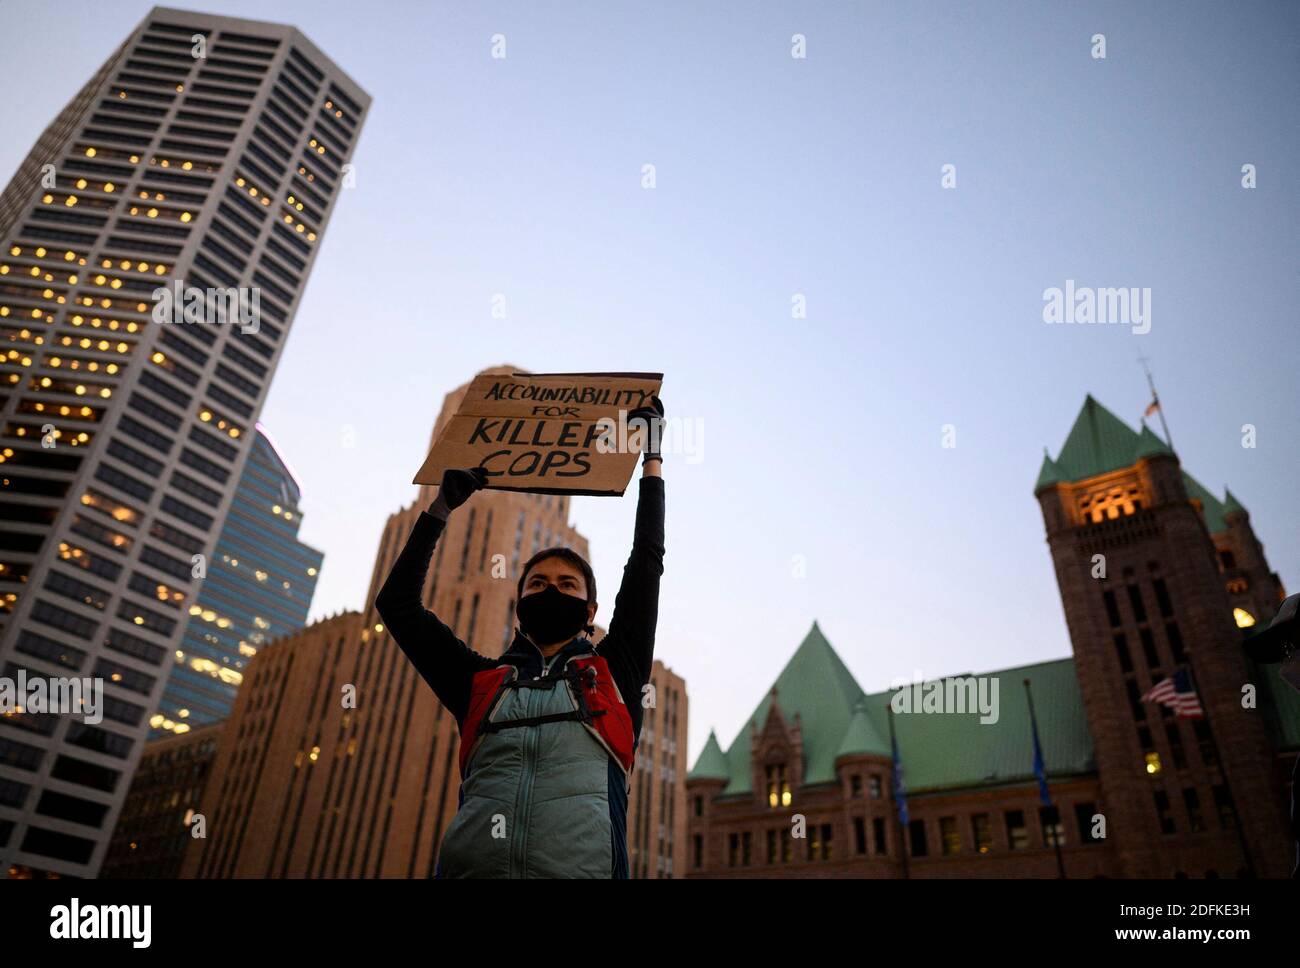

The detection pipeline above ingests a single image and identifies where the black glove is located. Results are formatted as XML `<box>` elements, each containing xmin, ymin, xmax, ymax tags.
<box><xmin>428</xmin><ymin>467</ymin><xmax>487</xmax><ymax>521</ymax></box>
<box><xmin>627</xmin><ymin>395</ymin><xmax>665</xmax><ymax>462</ymax></box>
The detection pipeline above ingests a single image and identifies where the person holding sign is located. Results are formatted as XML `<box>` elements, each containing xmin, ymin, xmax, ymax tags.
<box><xmin>375</xmin><ymin>397</ymin><xmax>665</xmax><ymax>879</ymax></box>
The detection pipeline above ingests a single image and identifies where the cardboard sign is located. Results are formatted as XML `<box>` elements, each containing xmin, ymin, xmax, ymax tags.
<box><xmin>414</xmin><ymin>371</ymin><xmax>663</xmax><ymax>495</ymax></box>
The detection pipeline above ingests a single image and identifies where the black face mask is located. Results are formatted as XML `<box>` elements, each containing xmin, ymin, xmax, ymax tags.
<box><xmin>517</xmin><ymin>585</ymin><xmax>589</xmax><ymax>645</ymax></box>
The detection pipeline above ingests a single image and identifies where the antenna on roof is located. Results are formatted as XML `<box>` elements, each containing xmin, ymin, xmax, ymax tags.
<box><xmin>1137</xmin><ymin>354</ymin><xmax>1173</xmax><ymax>450</ymax></box>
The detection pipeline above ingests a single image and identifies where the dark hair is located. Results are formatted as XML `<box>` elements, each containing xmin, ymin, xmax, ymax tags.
<box><xmin>517</xmin><ymin>547</ymin><xmax>597</xmax><ymax>605</ymax></box>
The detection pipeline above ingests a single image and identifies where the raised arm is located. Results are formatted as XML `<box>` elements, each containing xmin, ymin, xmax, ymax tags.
<box><xmin>374</xmin><ymin>468</ymin><xmax>496</xmax><ymax>723</ymax></box>
<box><xmin>599</xmin><ymin>400</ymin><xmax>666</xmax><ymax>694</ymax></box>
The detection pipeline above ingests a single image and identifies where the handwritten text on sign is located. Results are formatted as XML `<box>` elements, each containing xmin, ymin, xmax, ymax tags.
<box><xmin>414</xmin><ymin>372</ymin><xmax>663</xmax><ymax>495</ymax></box>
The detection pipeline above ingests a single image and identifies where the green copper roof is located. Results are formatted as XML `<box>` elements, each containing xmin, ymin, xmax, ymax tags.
<box><xmin>1053</xmin><ymin>395</ymin><xmax>1144</xmax><ymax>481</ymax></box>
<box><xmin>736</xmin><ymin>621</ymin><xmax>864</xmax><ymax>789</ymax></box>
<box><xmin>691</xmin><ymin>622</ymin><xmax>1300</xmax><ymax>794</ymax></box>
<box><xmin>687</xmin><ymin>730</ymin><xmax>730</xmax><ymax>781</ymax></box>
<box><xmin>1033</xmin><ymin>451</ymin><xmax>1065</xmax><ymax>493</ymax></box>
<box><xmin>1039</xmin><ymin>395</ymin><xmax>1242</xmax><ymax>534</ymax></box>
<box><xmin>1181</xmin><ymin>474</ymin><xmax>1229</xmax><ymax>535</ymax></box>
<box><xmin>1134</xmin><ymin>423</ymin><xmax>1175</xmax><ymax>460</ymax></box>
<box><xmin>689</xmin><ymin>622</ymin><xmax>866</xmax><ymax>793</ymax></box>
<box><xmin>691</xmin><ymin>623</ymin><xmax>1096</xmax><ymax>796</ymax></box>
<box><xmin>835</xmin><ymin>697</ymin><xmax>891</xmax><ymax>759</ymax></box>
<box><xmin>877</xmin><ymin>660</ymin><xmax>1095</xmax><ymax>792</ymax></box>
<box><xmin>1223</xmin><ymin>489</ymin><xmax>1247</xmax><ymax>518</ymax></box>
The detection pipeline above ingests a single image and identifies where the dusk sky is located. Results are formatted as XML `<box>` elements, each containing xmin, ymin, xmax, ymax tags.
<box><xmin>3</xmin><ymin>0</ymin><xmax>1296</xmax><ymax>768</ymax></box>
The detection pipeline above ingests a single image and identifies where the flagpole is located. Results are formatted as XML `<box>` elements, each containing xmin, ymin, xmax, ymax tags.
<box><xmin>1138</xmin><ymin>354</ymin><xmax>1174</xmax><ymax>449</ymax></box>
<box><xmin>887</xmin><ymin>705</ymin><xmax>910</xmax><ymax>880</ymax></box>
<box><xmin>1024</xmin><ymin>679</ymin><xmax>1067</xmax><ymax>879</ymax></box>
<box><xmin>1179</xmin><ymin>663</ymin><xmax>1256</xmax><ymax>877</ymax></box>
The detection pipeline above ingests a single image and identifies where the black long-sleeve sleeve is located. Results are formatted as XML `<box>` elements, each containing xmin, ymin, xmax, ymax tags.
<box><xmin>597</xmin><ymin>475</ymin><xmax>666</xmax><ymax>733</ymax></box>
<box><xmin>374</xmin><ymin>511</ymin><xmax>496</xmax><ymax>724</ymax></box>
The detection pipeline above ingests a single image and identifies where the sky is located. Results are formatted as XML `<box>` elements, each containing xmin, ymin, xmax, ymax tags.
<box><xmin>2</xmin><ymin>0</ymin><xmax>1297</xmax><ymax>769</ymax></box>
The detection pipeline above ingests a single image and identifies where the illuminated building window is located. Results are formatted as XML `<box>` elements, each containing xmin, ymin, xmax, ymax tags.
<box><xmin>764</xmin><ymin>763</ymin><xmax>790</xmax><ymax>808</ymax></box>
<box><xmin>1081</xmin><ymin>484</ymin><xmax>1142</xmax><ymax>523</ymax></box>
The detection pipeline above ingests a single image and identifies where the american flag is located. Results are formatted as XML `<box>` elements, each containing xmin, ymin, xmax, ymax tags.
<box><xmin>1141</xmin><ymin>667</ymin><xmax>1204</xmax><ymax>718</ymax></box>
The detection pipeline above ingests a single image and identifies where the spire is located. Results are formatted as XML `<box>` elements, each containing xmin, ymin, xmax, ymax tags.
<box><xmin>1223</xmin><ymin>488</ymin><xmax>1247</xmax><ymax>518</ymax></box>
<box><xmin>688</xmin><ymin>730</ymin><xmax>730</xmax><ymax>781</ymax></box>
<box><xmin>1034</xmin><ymin>448</ymin><xmax>1065</xmax><ymax>493</ymax></box>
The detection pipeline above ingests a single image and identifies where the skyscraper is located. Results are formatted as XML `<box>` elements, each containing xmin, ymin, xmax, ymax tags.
<box><xmin>0</xmin><ymin>7</ymin><xmax>368</xmax><ymax>877</ymax></box>
<box><xmin>155</xmin><ymin>423</ymin><xmax>322</xmax><ymax>737</ymax></box>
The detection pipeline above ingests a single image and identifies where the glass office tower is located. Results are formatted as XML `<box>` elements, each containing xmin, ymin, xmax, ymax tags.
<box><xmin>154</xmin><ymin>423</ymin><xmax>321</xmax><ymax>736</ymax></box>
<box><xmin>0</xmin><ymin>7</ymin><xmax>368</xmax><ymax>876</ymax></box>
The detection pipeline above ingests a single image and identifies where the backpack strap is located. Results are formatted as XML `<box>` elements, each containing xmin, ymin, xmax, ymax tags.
<box><xmin>478</xmin><ymin>666</ymin><xmax>607</xmax><ymax>733</ymax></box>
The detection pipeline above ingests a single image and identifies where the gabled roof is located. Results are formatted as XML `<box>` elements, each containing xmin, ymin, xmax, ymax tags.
<box><xmin>1037</xmin><ymin>395</ymin><xmax>1242</xmax><ymax>533</ymax></box>
<box><xmin>690</xmin><ymin>624</ymin><xmax>1097</xmax><ymax>796</ymax></box>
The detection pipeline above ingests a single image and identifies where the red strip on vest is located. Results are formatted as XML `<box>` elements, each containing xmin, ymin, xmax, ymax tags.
<box><xmin>458</xmin><ymin>655</ymin><xmax>635</xmax><ymax>780</ymax></box>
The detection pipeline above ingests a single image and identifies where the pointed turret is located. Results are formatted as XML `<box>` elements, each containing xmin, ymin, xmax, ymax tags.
<box><xmin>835</xmin><ymin>697</ymin><xmax>891</xmax><ymax>760</ymax></box>
<box><xmin>1223</xmin><ymin>488</ymin><xmax>1247</xmax><ymax>519</ymax></box>
<box><xmin>1034</xmin><ymin>449</ymin><xmax>1065</xmax><ymax>494</ymax></box>
<box><xmin>688</xmin><ymin>730</ymin><xmax>729</xmax><ymax>782</ymax></box>
<box><xmin>1134</xmin><ymin>422</ymin><xmax>1175</xmax><ymax>461</ymax></box>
